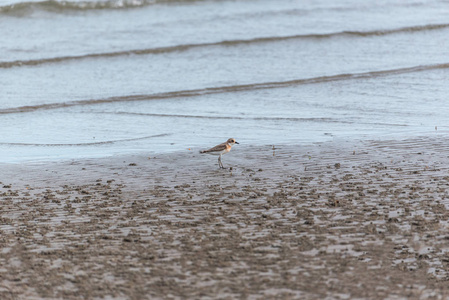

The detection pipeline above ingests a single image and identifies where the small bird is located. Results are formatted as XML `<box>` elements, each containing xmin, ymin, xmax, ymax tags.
<box><xmin>200</xmin><ymin>138</ymin><xmax>239</xmax><ymax>169</ymax></box>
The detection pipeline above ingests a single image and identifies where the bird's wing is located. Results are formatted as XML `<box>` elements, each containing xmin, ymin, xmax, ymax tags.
<box><xmin>201</xmin><ymin>142</ymin><xmax>227</xmax><ymax>153</ymax></box>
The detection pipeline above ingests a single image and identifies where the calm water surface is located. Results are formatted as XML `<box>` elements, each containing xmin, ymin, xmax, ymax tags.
<box><xmin>1</xmin><ymin>0</ymin><xmax>449</xmax><ymax>162</ymax></box>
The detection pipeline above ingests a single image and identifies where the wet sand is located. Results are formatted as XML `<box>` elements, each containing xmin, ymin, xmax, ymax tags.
<box><xmin>1</xmin><ymin>136</ymin><xmax>449</xmax><ymax>299</ymax></box>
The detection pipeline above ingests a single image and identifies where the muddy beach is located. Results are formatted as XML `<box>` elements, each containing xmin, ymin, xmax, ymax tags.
<box><xmin>1</xmin><ymin>136</ymin><xmax>449</xmax><ymax>299</ymax></box>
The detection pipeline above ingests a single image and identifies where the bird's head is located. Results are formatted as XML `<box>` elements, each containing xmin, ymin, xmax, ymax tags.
<box><xmin>227</xmin><ymin>138</ymin><xmax>239</xmax><ymax>145</ymax></box>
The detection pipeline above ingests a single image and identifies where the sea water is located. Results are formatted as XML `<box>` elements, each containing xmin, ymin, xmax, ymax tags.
<box><xmin>1</xmin><ymin>0</ymin><xmax>449</xmax><ymax>162</ymax></box>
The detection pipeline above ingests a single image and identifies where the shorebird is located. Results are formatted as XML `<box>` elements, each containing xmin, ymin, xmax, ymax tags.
<box><xmin>200</xmin><ymin>138</ymin><xmax>239</xmax><ymax>169</ymax></box>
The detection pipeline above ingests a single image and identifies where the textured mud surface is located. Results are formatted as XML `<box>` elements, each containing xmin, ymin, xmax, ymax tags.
<box><xmin>2</xmin><ymin>137</ymin><xmax>449</xmax><ymax>299</ymax></box>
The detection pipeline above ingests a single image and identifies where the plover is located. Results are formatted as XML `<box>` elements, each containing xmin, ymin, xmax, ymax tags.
<box><xmin>200</xmin><ymin>138</ymin><xmax>239</xmax><ymax>169</ymax></box>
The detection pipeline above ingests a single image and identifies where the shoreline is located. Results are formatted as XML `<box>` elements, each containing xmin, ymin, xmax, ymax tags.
<box><xmin>2</xmin><ymin>136</ymin><xmax>449</xmax><ymax>298</ymax></box>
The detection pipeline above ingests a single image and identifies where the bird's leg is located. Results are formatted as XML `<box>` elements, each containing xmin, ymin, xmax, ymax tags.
<box><xmin>218</xmin><ymin>155</ymin><xmax>224</xmax><ymax>169</ymax></box>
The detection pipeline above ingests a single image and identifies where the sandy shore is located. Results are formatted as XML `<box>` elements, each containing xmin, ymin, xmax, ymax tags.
<box><xmin>1</xmin><ymin>136</ymin><xmax>449</xmax><ymax>299</ymax></box>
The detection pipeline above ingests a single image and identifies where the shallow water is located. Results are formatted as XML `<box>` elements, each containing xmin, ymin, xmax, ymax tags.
<box><xmin>1</xmin><ymin>0</ymin><xmax>449</xmax><ymax>162</ymax></box>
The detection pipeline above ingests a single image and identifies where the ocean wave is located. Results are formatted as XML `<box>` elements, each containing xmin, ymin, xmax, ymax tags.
<box><xmin>1</xmin><ymin>62</ymin><xmax>448</xmax><ymax>115</ymax></box>
<box><xmin>2</xmin><ymin>23</ymin><xmax>448</xmax><ymax>69</ymax></box>
<box><xmin>0</xmin><ymin>0</ymin><xmax>196</xmax><ymax>15</ymax></box>
<box><xmin>103</xmin><ymin>112</ymin><xmax>344</xmax><ymax>123</ymax></box>
<box><xmin>101</xmin><ymin>112</ymin><xmax>408</xmax><ymax>127</ymax></box>
<box><xmin>0</xmin><ymin>0</ymin><xmax>431</xmax><ymax>16</ymax></box>
<box><xmin>0</xmin><ymin>133</ymin><xmax>170</xmax><ymax>146</ymax></box>
<box><xmin>99</xmin><ymin>112</ymin><xmax>409</xmax><ymax>127</ymax></box>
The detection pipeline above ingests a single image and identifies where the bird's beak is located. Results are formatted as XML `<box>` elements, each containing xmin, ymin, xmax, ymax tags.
<box><xmin>235</xmin><ymin>141</ymin><xmax>240</xmax><ymax>144</ymax></box>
